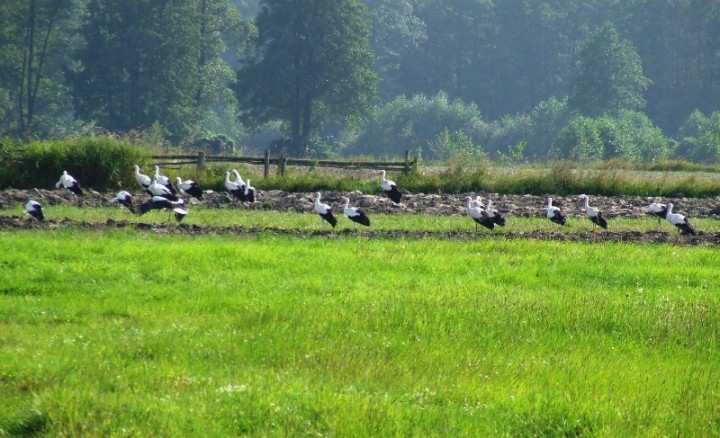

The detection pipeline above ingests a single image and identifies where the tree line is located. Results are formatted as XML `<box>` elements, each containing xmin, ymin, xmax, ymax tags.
<box><xmin>1</xmin><ymin>0</ymin><xmax>719</xmax><ymax>162</ymax></box>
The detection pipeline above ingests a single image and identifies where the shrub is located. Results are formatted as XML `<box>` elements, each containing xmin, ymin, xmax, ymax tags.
<box><xmin>2</xmin><ymin>136</ymin><xmax>149</xmax><ymax>190</ymax></box>
<box><xmin>347</xmin><ymin>92</ymin><xmax>490</xmax><ymax>159</ymax></box>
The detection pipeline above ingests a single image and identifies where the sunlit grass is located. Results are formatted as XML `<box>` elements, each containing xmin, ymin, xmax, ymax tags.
<box><xmin>1</xmin><ymin>229</ymin><xmax>720</xmax><ymax>435</ymax></box>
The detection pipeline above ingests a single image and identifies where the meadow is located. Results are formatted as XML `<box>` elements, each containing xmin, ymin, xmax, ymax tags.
<box><xmin>2</xmin><ymin>222</ymin><xmax>720</xmax><ymax>436</ymax></box>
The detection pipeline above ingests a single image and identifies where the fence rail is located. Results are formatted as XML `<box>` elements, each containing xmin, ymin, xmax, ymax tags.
<box><xmin>151</xmin><ymin>150</ymin><xmax>417</xmax><ymax>178</ymax></box>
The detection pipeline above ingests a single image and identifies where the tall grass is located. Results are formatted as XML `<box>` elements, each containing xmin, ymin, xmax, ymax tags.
<box><xmin>0</xmin><ymin>136</ymin><xmax>150</xmax><ymax>190</ymax></box>
<box><xmin>1</xmin><ymin>230</ymin><xmax>719</xmax><ymax>435</ymax></box>
<box><xmin>3</xmin><ymin>136</ymin><xmax>720</xmax><ymax>197</ymax></box>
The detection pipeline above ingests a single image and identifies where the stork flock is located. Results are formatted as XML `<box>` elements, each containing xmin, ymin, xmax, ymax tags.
<box><xmin>22</xmin><ymin>166</ymin><xmax>697</xmax><ymax>238</ymax></box>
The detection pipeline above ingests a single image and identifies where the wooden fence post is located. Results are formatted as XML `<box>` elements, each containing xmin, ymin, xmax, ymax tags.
<box><xmin>278</xmin><ymin>156</ymin><xmax>286</xmax><ymax>176</ymax></box>
<box><xmin>404</xmin><ymin>150</ymin><xmax>411</xmax><ymax>173</ymax></box>
<box><xmin>197</xmin><ymin>151</ymin><xmax>206</xmax><ymax>172</ymax></box>
<box><xmin>264</xmin><ymin>149</ymin><xmax>270</xmax><ymax>179</ymax></box>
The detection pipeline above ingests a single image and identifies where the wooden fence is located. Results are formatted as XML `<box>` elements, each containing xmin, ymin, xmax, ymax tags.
<box><xmin>151</xmin><ymin>150</ymin><xmax>417</xmax><ymax>178</ymax></box>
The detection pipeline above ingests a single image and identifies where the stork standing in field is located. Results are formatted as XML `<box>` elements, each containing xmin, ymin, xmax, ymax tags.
<box><xmin>175</xmin><ymin>177</ymin><xmax>203</xmax><ymax>199</ymax></box>
<box><xmin>546</xmin><ymin>197</ymin><xmax>566</xmax><ymax>226</ymax></box>
<box><xmin>55</xmin><ymin>170</ymin><xmax>83</xmax><ymax>196</ymax></box>
<box><xmin>244</xmin><ymin>179</ymin><xmax>256</xmax><ymax>205</ymax></box>
<box><xmin>133</xmin><ymin>165</ymin><xmax>152</xmax><ymax>189</ymax></box>
<box><xmin>472</xmin><ymin>195</ymin><xmax>486</xmax><ymax>209</ymax></box>
<box><xmin>314</xmin><ymin>192</ymin><xmax>337</xmax><ymax>228</ymax></box>
<box><xmin>380</xmin><ymin>170</ymin><xmax>403</xmax><ymax>204</ymax></box>
<box><xmin>485</xmin><ymin>198</ymin><xmax>505</xmax><ymax>227</ymax></box>
<box><xmin>147</xmin><ymin>178</ymin><xmax>179</xmax><ymax>201</ymax></box>
<box><xmin>578</xmin><ymin>194</ymin><xmax>607</xmax><ymax>239</ymax></box>
<box><xmin>114</xmin><ymin>191</ymin><xmax>135</xmax><ymax>213</ymax></box>
<box><xmin>25</xmin><ymin>200</ymin><xmax>44</xmax><ymax>221</ymax></box>
<box><xmin>139</xmin><ymin>196</ymin><xmax>188</xmax><ymax>222</ymax></box>
<box><xmin>465</xmin><ymin>196</ymin><xmax>494</xmax><ymax>232</ymax></box>
<box><xmin>154</xmin><ymin>165</ymin><xmax>176</xmax><ymax>194</ymax></box>
<box><xmin>224</xmin><ymin>171</ymin><xmax>245</xmax><ymax>201</ymax></box>
<box><xmin>665</xmin><ymin>203</ymin><xmax>696</xmax><ymax>236</ymax></box>
<box><xmin>340</xmin><ymin>196</ymin><xmax>370</xmax><ymax>227</ymax></box>
<box><xmin>647</xmin><ymin>198</ymin><xmax>669</xmax><ymax>225</ymax></box>
<box><xmin>232</xmin><ymin>169</ymin><xmax>247</xmax><ymax>201</ymax></box>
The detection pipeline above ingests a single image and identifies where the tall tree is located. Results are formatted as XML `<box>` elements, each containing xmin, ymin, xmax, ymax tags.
<box><xmin>234</xmin><ymin>0</ymin><xmax>378</xmax><ymax>156</ymax></box>
<box><xmin>0</xmin><ymin>0</ymin><xmax>80</xmax><ymax>138</ymax></box>
<box><xmin>568</xmin><ymin>22</ymin><xmax>650</xmax><ymax>117</ymax></box>
<box><xmin>73</xmin><ymin>0</ymin><xmax>250</xmax><ymax>143</ymax></box>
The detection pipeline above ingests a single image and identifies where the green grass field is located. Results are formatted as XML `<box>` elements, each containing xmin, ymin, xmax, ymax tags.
<box><xmin>1</xmin><ymin>226</ymin><xmax>719</xmax><ymax>436</ymax></box>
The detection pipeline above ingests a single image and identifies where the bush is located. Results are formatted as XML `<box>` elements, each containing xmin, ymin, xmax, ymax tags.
<box><xmin>1</xmin><ymin>136</ymin><xmax>149</xmax><ymax>190</ymax></box>
<box><xmin>676</xmin><ymin>110</ymin><xmax>720</xmax><ymax>162</ymax></box>
<box><xmin>347</xmin><ymin>92</ymin><xmax>490</xmax><ymax>159</ymax></box>
<box><xmin>551</xmin><ymin>111</ymin><xmax>670</xmax><ymax>162</ymax></box>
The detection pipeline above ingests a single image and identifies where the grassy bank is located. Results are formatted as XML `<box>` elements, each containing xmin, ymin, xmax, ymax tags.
<box><xmin>3</xmin><ymin>136</ymin><xmax>720</xmax><ymax>196</ymax></box>
<box><xmin>1</xmin><ymin>229</ymin><xmax>719</xmax><ymax>435</ymax></box>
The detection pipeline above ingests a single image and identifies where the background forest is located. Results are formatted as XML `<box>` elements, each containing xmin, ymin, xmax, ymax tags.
<box><xmin>1</xmin><ymin>0</ymin><xmax>720</xmax><ymax>162</ymax></box>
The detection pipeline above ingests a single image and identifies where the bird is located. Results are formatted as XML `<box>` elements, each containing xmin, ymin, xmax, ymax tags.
<box><xmin>647</xmin><ymin>198</ymin><xmax>669</xmax><ymax>225</ymax></box>
<box><xmin>465</xmin><ymin>196</ymin><xmax>494</xmax><ymax>231</ymax></box>
<box><xmin>24</xmin><ymin>200</ymin><xmax>44</xmax><ymax>221</ymax></box>
<box><xmin>154</xmin><ymin>165</ymin><xmax>176</xmax><ymax>194</ymax></box>
<box><xmin>232</xmin><ymin>169</ymin><xmax>247</xmax><ymax>191</ymax></box>
<box><xmin>146</xmin><ymin>178</ymin><xmax>179</xmax><ymax>201</ymax></box>
<box><xmin>114</xmin><ymin>191</ymin><xmax>135</xmax><ymax>213</ymax></box>
<box><xmin>472</xmin><ymin>195</ymin><xmax>486</xmax><ymax>209</ymax></box>
<box><xmin>139</xmin><ymin>196</ymin><xmax>188</xmax><ymax>222</ymax></box>
<box><xmin>314</xmin><ymin>192</ymin><xmax>337</xmax><ymax>228</ymax></box>
<box><xmin>175</xmin><ymin>177</ymin><xmax>203</xmax><ymax>199</ymax></box>
<box><xmin>546</xmin><ymin>197</ymin><xmax>566</xmax><ymax>225</ymax></box>
<box><xmin>665</xmin><ymin>203</ymin><xmax>696</xmax><ymax>236</ymax></box>
<box><xmin>55</xmin><ymin>170</ymin><xmax>83</xmax><ymax>195</ymax></box>
<box><xmin>224</xmin><ymin>171</ymin><xmax>245</xmax><ymax>201</ymax></box>
<box><xmin>133</xmin><ymin>165</ymin><xmax>152</xmax><ymax>189</ymax></box>
<box><xmin>485</xmin><ymin>197</ymin><xmax>505</xmax><ymax>227</ymax></box>
<box><xmin>380</xmin><ymin>170</ymin><xmax>402</xmax><ymax>203</ymax></box>
<box><xmin>578</xmin><ymin>194</ymin><xmax>607</xmax><ymax>236</ymax></box>
<box><xmin>244</xmin><ymin>179</ymin><xmax>256</xmax><ymax>204</ymax></box>
<box><xmin>340</xmin><ymin>196</ymin><xmax>370</xmax><ymax>226</ymax></box>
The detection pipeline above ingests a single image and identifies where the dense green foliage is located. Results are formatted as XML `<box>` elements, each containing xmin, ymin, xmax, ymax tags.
<box><xmin>0</xmin><ymin>136</ymin><xmax>149</xmax><ymax>190</ymax></box>
<box><xmin>2</xmin><ymin>230</ymin><xmax>719</xmax><ymax>435</ymax></box>
<box><xmin>235</xmin><ymin>0</ymin><xmax>377</xmax><ymax>157</ymax></box>
<box><xmin>2</xmin><ymin>0</ymin><xmax>720</xmax><ymax>161</ymax></box>
<box><xmin>568</xmin><ymin>23</ymin><xmax>650</xmax><ymax>117</ymax></box>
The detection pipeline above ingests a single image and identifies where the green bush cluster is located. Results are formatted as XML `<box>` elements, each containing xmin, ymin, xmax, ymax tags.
<box><xmin>0</xmin><ymin>136</ymin><xmax>149</xmax><ymax>190</ymax></box>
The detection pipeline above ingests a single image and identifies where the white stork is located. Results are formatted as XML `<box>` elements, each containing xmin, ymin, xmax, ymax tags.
<box><xmin>133</xmin><ymin>165</ymin><xmax>152</xmax><ymax>189</ymax></box>
<box><xmin>578</xmin><ymin>194</ymin><xmax>607</xmax><ymax>236</ymax></box>
<box><xmin>485</xmin><ymin>198</ymin><xmax>505</xmax><ymax>227</ymax></box>
<box><xmin>147</xmin><ymin>178</ymin><xmax>179</xmax><ymax>201</ymax></box>
<box><xmin>224</xmin><ymin>171</ymin><xmax>245</xmax><ymax>201</ymax></box>
<box><xmin>340</xmin><ymin>196</ymin><xmax>370</xmax><ymax>226</ymax></box>
<box><xmin>114</xmin><ymin>191</ymin><xmax>135</xmax><ymax>213</ymax></box>
<box><xmin>55</xmin><ymin>170</ymin><xmax>83</xmax><ymax>196</ymax></box>
<box><xmin>175</xmin><ymin>177</ymin><xmax>203</xmax><ymax>199</ymax></box>
<box><xmin>647</xmin><ymin>198</ymin><xmax>669</xmax><ymax>225</ymax></box>
<box><xmin>139</xmin><ymin>196</ymin><xmax>188</xmax><ymax>222</ymax></box>
<box><xmin>665</xmin><ymin>203</ymin><xmax>696</xmax><ymax>236</ymax></box>
<box><xmin>314</xmin><ymin>192</ymin><xmax>337</xmax><ymax>228</ymax></box>
<box><xmin>380</xmin><ymin>170</ymin><xmax>402</xmax><ymax>203</ymax></box>
<box><xmin>546</xmin><ymin>197</ymin><xmax>566</xmax><ymax>226</ymax></box>
<box><xmin>465</xmin><ymin>196</ymin><xmax>494</xmax><ymax>231</ymax></box>
<box><xmin>154</xmin><ymin>165</ymin><xmax>176</xmax><ymax>194</ymax></box>
<box><xmin>232</xmin><ymin>169</ymin><xmax>247</xmax><ymax>189</ymax></box>
<box><xmin>25</xmin><ymin>200</ymin><xmax>44</xmax><ymax>221</ymax></box>
<box><xmin>244</xmin><ymin>179</ymin><xmax>256</xmax><ymax>204</ymax></box>
<box><xmin>472</xmin><ymin>195</ymin><xmax>486</xmax><ymax>209</ymax></box>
